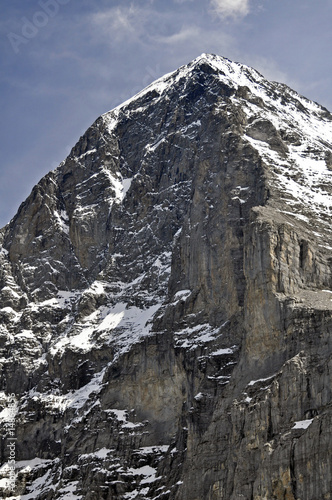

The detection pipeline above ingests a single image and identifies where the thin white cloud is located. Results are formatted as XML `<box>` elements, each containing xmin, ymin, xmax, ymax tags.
<box><xmin>150</xmin><ymin>23</ymin><xmax>235</xmax><ymax>63</ymax></box>
<box><xmin>154</xmin><ymin>25</ymin><xmax>201</xmax><ymax>45</ymax></box>
<box><xmin>210</xmin><ymin>0</ymin><xmax>250</xmax><ymax>20</ymax></box>
<box><xmin>91</xmin><ymin>5</ymin><xmax>146</xmax><ymax>43</ymax></box>
<box><xmin>89</xmin><ymin>4</ymin><xmax>236</xmax><ymax>64</ymax></box>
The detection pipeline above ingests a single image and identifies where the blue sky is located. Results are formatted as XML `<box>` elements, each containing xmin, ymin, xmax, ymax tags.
<box><xmin>1</xmin><ymin>0</ymin><xmax>331</xmax><ymax>227</ymax></box>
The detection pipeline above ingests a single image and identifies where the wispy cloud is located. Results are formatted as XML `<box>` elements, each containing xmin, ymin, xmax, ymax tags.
<box><xmin>153</xmin><ymin>25</ymin><xmax>201</xmax><ymax>45</ymax></box>
<box><xmin>149</xmin><ymin>22</ymin><xmax>235</xmax><ymax>67</ymax></box>
<box><xmin>89</xmin><ymin>4</ymin><xmax>235</xmax><ymax>66</ymax></box>
<box><xmin>91</xmin><ymin>5</ymin><xmax>144</xmax><ymax>43</ymax></box>
<box><xmin>210</xmin><ymin>0</ymin><xmax>250</xmax><ymax>20</ymax></box>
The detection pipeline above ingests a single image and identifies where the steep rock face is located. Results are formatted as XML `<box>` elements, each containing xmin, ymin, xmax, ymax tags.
<box><xmin>0</xmin><ymin>54</ymin><xmax>332</xmax><ymax>499</ymax></box>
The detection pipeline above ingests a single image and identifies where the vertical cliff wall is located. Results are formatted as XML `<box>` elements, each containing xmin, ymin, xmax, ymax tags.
<box><xmin>0</xmin><ymin>54</ymin><xmax>332</xmax><ymax>499</ymax></box>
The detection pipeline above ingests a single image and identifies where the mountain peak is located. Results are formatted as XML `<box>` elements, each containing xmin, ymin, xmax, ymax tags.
<box><xmin>103</xmin><ymin>52</ymin><xmax>251</xmax><ymax>118</ymax></box>
<box><xmin>0</xmin><ymin>54</ymin><xmax>332</xmax><ymax>499</ymax></box>
<box><xmin>103</xmin><ymin>51</ymin><xmax>329</xmax><ymax>133</ymax></box>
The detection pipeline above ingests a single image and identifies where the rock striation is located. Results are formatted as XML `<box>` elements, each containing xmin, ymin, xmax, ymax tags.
<box><xmin>0</xmin><ymin>53</ymin><xmax>332</xmax><ymax>499</ymax></box>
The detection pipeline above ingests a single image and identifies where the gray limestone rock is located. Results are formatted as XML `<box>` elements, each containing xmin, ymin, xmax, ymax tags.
<box><xmin>0</xmin><ymin>53</ymin><xmax>332</xmax><ymax>499</ymax></box>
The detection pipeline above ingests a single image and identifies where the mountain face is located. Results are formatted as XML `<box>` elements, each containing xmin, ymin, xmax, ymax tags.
<box><xmin>0</xmin><ymin>53</ymin><xmax>332</xmax><ymax>499</ymax></box>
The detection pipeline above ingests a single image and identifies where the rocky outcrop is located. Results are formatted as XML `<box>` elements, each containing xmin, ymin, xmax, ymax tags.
<box><xmin>0</xmin><ymin>54</ymin><xmax>332</xmax><ymax>499</ymax></box>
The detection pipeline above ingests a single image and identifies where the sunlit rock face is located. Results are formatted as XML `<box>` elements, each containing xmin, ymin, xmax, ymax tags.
<box><xmin>0</xmin><ymin>53</ymin><xmax>332</xmax><ymax>499</ymax></box>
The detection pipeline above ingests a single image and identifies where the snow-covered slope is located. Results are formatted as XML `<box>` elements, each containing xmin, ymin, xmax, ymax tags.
<box><xmin>0</xmin><ymin>54</ymin><xmax>332</xmax><ymax>499</ymax></box>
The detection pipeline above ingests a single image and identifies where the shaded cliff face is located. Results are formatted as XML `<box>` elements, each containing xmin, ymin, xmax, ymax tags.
<box><xmin>0</xmin><ymin>54</ymin><xmax>332</xmax><ymax>499</ymax></box>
